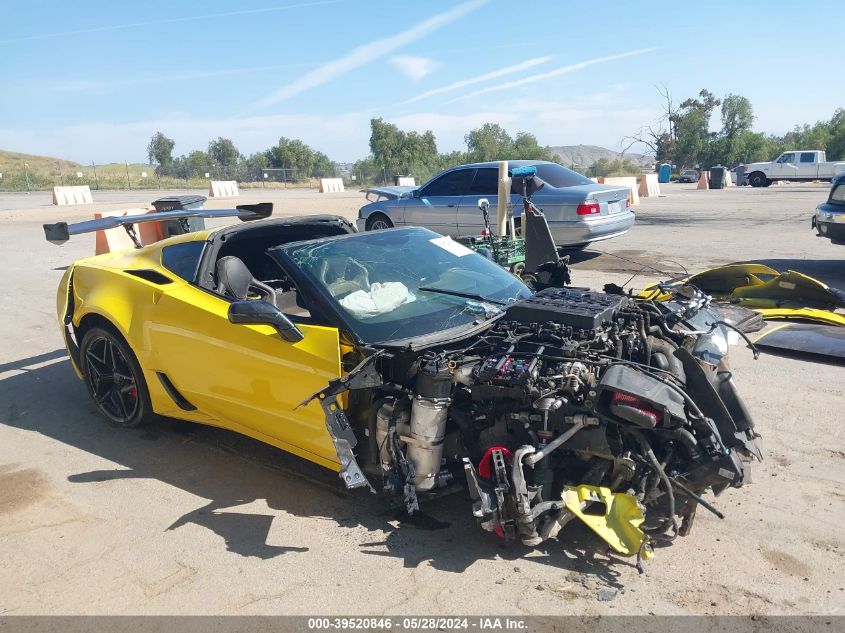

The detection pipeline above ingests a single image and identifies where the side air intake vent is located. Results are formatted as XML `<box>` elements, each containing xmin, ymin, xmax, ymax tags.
<box><xmin>126</xmin><ymin>269</ymin><xmax>173</xmax><ymax>285</ymax></box>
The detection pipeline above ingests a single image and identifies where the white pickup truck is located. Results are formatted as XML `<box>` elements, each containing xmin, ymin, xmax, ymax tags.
<box><xmin>744</xmin><ymin>150</ymin><xmax>845</xmax><ymax>187</ymax></box>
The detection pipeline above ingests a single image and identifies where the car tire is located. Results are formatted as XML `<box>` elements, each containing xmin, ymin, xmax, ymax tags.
<box><xmin>748</xmin><ymin>172</ymin><xmax>768</xmax><ymax>188</ymax></box>
<box><xmin>80</xmin><ymin>326</ymin><xmax>155</xmax><ymax>428</ymax></box>
<box><xmin>365</xmin><ymin>213</ymin><xmax>393</xmax><ymax>231</ymax></box>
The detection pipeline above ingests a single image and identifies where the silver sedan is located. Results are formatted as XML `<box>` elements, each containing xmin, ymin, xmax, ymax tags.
<box><xmin>356</xmin><ymin>160</ymin><xmax>635</xmax><ymax>247</ymax></box>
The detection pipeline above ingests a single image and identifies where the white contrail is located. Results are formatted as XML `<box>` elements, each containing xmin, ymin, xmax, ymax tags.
<box><xmin>252</xmin><ymin>0</ymin><xmax>488</xmax><ymax>109</ymax></box>
<box><xmin>0</xmin><ymin>0</ymin><xmax>344</xmax><ymax>44</ymax></box>
<box><xmin>46</xmin><ymin>62</ymin><xmax>322</xmax><ymax>93</ymax></box>
<box><xmin>401</xmin><ymin>56</ymin><xmax>552</xmax><ymax>105</ymax></box>
<box><xmin>447</xmin><ymin>48</ymin><xmax>658</xmax><ymax>103</ymax></box>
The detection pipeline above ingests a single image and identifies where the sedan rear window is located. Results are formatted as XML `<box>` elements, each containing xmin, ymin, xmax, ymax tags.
<box><xmin>532</xmin><ymin>163</ymin><xmax>593</xmax><ymax>188</ymax></box>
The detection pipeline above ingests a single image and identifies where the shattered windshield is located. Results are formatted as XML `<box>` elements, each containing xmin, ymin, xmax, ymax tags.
<box><xmin>271</xmin><ymin>227</ymin><xmax>531</xmax><ymax>343</ymax></box>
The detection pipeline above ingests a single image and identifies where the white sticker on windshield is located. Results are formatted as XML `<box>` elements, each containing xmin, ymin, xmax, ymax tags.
<box><xmin>430</xmin><ymin>236</ymin><xmax>473</xmax><ymax>257</ymax></box>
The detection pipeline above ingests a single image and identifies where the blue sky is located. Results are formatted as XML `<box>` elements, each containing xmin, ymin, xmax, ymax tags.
<box><xmin>1</xmin><ymin>0</ymin><xmax>842</xmax><ymax>163</ymax></box>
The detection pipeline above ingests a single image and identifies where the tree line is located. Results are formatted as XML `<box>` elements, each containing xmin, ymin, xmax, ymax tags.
<box><xmin>353</xmin><ymin>119</ymin><xmax>555</xmax><ymax>184</ymax></box>
<box><xmin>146</xmin><ymin>133</ymin><xmax>336</xmax><ymax>182</ymax></box>
<box><xmin>145</xmin><ymin>94</ymin><xmax>845</xmax><ymax>186</ymax></box>
<box><xmin>624</xmin><ymin>87</ymin><xmax>845</xmax><ymax>169</ymax></box>
<box><xmin>146</xmin><ymin>120</ymin><xmax>555</xmax><ymax>185</ymax></box>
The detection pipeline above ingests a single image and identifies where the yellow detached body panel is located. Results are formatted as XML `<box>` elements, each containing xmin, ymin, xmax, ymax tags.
<box><xmin>562</xmin><ymin>485</ymin><xmax>650</xmax><ymax>558</ymax></box>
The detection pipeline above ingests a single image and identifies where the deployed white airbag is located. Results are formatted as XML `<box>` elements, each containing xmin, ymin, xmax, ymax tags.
<box><xmin>339</xmin><ymin>282</ymin><xmax>416</xmax><ymax>319</ymax></box>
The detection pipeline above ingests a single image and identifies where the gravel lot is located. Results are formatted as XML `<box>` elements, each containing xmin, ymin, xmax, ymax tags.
<box><xmin>0</xmin><ymin>182</ymin><xmax>843</xmax><ymax>616</ymax></box>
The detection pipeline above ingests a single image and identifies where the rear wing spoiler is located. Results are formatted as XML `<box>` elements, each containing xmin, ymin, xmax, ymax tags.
<box><xmin>43</xmin><ymin>203</ymin><xmax>273</xmax><ymax>245</ymax></box>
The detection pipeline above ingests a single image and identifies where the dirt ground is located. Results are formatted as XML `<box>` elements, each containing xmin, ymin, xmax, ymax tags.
<box><xmin>0</xmin><ymin>182</ymin><xmax>843</xmax><ymax>616</ymax></box>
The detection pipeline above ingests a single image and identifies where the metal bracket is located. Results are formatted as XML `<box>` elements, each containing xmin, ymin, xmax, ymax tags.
<box><xmin>388</xmin><ymin>422</ymin><xmax>418</xmax><ymax>513</ymax></box>
<box><xmin>298</xmin><ymin>352</ymin><xmax>385</xmax><ymax>493</ymax></box>
<box><xmin>122</xmin><ymin>223</ymin><xmax>142</xmax><ymax>249</ymax></box>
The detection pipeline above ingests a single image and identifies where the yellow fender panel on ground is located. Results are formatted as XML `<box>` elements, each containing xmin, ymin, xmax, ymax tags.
<box><xmin>755</xmin><ymin>308</ymin><xmax>845</xmax><ymax>327</ymax></box>
<box><xmin>562</xmin><ymin>485</ymin><xmax>651</xmax><ymax>558</ymax></box>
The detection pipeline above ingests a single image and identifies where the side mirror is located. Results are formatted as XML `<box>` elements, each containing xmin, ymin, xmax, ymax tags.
<box><xmin>228</xmin><ymin>300</ymin><xmax>304</xmax><ymax>343</ymax></box>
<box><xmin>477</xmin><ymin>197</ymin><xmax>490</xmax><ymax>211</ymax></box>
<box><xmin>412</xmin><ymin>189</ymin><xmax>421</xmax><ymax>198</ymax></box>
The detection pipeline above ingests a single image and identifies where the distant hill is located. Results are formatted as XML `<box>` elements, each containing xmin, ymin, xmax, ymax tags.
<box><xmin>0</xmin><ymin>149</ymin><xmax>82</xmax><ymax>174</ymax></box>
<box><xmin>0</xmin><ymin>149</ymin><xmax>172</xmax><ymax>190</ymax></box>
<box><xmin>550</xmin><ymin>145</ymin><xmax>653</xmax><ymax>169</ymax></box>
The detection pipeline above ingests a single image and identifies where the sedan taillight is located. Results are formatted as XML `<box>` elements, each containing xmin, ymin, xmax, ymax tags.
<box><xmin>577</xmin><ymin>201</ymin><xmax>601</xmax><ymax>215</ymax></box>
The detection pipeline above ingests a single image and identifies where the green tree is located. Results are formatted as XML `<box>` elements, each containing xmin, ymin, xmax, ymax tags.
<box><xmin>266</xmin><ymin>137</ymin><xmax>315</xmax><ymax>177</ymax></box>
<box><xmin>731</xmin><ymin>130</ymin><xmax>775</xmax><ymax>164</ymax></box>
<box><xmin>207</xmin><ymin>137</ymin><xmax>241</xmax><ymax>171</ymax></box>
<box><xmin>826</xmin><ymin>108</ymin><xmax>845</xmax><ymax>160</ymax></box>
<box><xmin>351</xmin><ymin>155</ymin><xmax>383</xmax><ymax>184</ymax></box>
<box><xmin>587</xmin><ymin>158</ymin><xmax>641</xmax><ymax>178</ymax></box>
<box><xmin>511</xmin><ymin>132</ymin><xmax>554</xmax><ymax>161</ymax></box>
<box><xmin>311</xmin><ymin>150</ymin><xmax>336</xmax><ymax>178</ymax></box>
<box><xmin>265</xmin><ymin>138</ymin><xmax>335</xmax><ymax>179</ymax></box>
<box><xmin>241</xmin><ymin>151</ymin><xmax>269</xmax><ymax>180</ymax></box>
<box><xmin>146</xmin><ymin>132</ymin><xmax>175</xmax><ymax>174</ymax></box>
<box><xmin>369</xmin><ymin>118</ymin><xmax>438</xmax><ymax>182</ymax></box>
<box><xmin>673</xmin><ymin>107</ymin><xmax>712</xmax><ymax>168</ymax></box>
<box><xmin>720</xmin><ymin>94</ymin><xmax>754</xmax><ymax>139</ymax></box>
<box><xmin>369</xmin><ymin>118</ymin><xmax>405</xmax><ymax>180</ymax></box>
<box><xmin>465</xmin><ymin>123</ymin><xmax>513</xmax><ymax>162</ymax></box>
<box><xmin>172</xmin><ymin>150</ymin><xmax>211</xmax><ymax>179</ymax></box>
<box><xmin>463</xmin><ymin>124</ymin><xmax>553</xmax><ymax>163</ymax></box>
<box><xmin>791</xmin><ymin>122</ymin><xmax>831</xmax><ymax>152</ymax></box>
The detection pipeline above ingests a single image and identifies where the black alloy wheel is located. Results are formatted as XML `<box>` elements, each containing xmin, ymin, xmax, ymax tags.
<box><xmin>81</xmin><ymin>327</ymin><xmax>151</xmax><ymax>427</ymax></box>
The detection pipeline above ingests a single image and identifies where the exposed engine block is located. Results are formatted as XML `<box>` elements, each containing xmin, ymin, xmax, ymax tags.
<box><xmin>367</xmin><ymin>287</ymin><xmax>760</xmax><ymax>558</ymax></box>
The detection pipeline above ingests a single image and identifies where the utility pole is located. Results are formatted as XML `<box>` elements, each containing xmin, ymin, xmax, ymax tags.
<box><xmin>91</xmin><ymin>161</ymin><xmax>99</xmax><ymax>190</ymax></box>
<box><xmin>125</xmin><ymin>161</ymin><xmax>131</xmax><ymax>190</ymax></box>
<box><xmin>23</xmin><ymin>161</ymin><xmax>30</xmax><ymax>192</ymax></box>
<box><xmin>58</xmin><ymin>161</ymin><xmax>64</xmax><ymax>186</ymax></box>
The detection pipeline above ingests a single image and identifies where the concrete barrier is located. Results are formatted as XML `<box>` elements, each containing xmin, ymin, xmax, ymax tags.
<box><xmin>637</xmin><ymin>173</ymin><xmax>661</xmax><ymax>198</ymax></box>
<box><xmin>319</xmin><ymin>178</ymin><xmax>345</xmax><ymax>193</ymax></box>
<box><xmin>208</xmin><ymin>180</ymin><xmax>240</xmax><ymax>198</ymax></box>
<box><xmin>697</xmin><ymin>171</ymin><xmax>710</xmax><ymax>190</ymax></box>
<box><xmin>52</xmin><ymin>185</ymin><xmax>93</xmax><ymax>205</ymax></box>
<box><xmin>601</xmin><ymin>176</ymin><xmax>639</xmax><ymax>206</ymax></box>
<box><xmin>396</xmin><ymin>177</ymin><xmax>416</xmax><ymax>187</ymax></box>
<box><xmin>94</xmin><ymin>208</ymin><xmax>163</xmax><ymax>255</ymax></box>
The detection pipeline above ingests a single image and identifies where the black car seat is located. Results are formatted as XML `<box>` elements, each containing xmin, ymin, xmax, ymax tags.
<box><xmin>216</xmin><ymin>256</ymin><xmax>275</xmax><ymax>302</ymax></box>
<box><xmin>216</xmin><ymin>255</ymin><xmax>312</xmax><ymax>318</ymax></box>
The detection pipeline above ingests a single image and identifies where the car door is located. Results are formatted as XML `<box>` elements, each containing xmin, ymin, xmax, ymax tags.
<box><xmin>798</xmin><ymin>152</ymin><xmax>818</xmax><ymax>178</ymax></box>
<box><xmin>145</xmin><ymin>280</ymin><xmax>342</xmax><ymax>468</ymax></box>
<box><xmin>457</xmin><ymin>167</ymin><xmax>507</xmax><ymax>236</ymax></box>
<box><xmin>772</xmin><ymin>152</ymin><xmax>798</xmax><ymax>179</ymax></box>
<box><xmin>403</xmin><ymin>168</ymin><xmax>474</xmax><ymax>237</ymax></box>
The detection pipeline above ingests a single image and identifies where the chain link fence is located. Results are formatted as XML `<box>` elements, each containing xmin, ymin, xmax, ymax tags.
<box><xmin>0</xmin><ymin>160</ymin><xmax>342</xmax><ymax>192</ymax></box>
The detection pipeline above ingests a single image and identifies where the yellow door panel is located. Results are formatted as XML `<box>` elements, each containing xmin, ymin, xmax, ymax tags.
<box><xmin>141</xmin><ymin>282</ymin><xmax>342</xmax><ymax>466</ymax></box>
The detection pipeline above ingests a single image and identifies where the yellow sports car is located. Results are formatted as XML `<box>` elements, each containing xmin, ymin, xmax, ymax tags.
<box><xmin>46</xmin><ymin>204</ymin><xmax>761</xmax><ymax>560</ymax></box>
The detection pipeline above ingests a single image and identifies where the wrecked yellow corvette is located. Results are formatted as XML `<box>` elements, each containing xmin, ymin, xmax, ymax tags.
<box><xmin>45</xmin><ymin>207</ymin><xmax>761</xmax><ymax>567</ymax></box>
